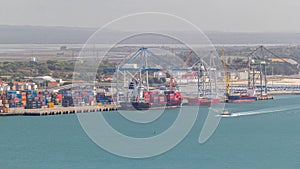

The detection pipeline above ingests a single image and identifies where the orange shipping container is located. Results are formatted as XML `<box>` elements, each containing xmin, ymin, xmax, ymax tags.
<box><xmin>22</xmin><ymin>95</ymin><xmax>26</xmax><ymax>101</ymax></box>
<box><xmin>57</xmin><ymin>94</ymin><xmax>62</xmax><ymax>101</ymax></box>
<box><xmin>48</xmin><ymin>102</ymin><xmax>54</xmax><ymax>108</ymax></box>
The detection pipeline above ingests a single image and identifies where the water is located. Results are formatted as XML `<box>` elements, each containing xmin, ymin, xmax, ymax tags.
<box><xmin>1</xmin><ymin>95</ymin><xmax>300</xmax><ymax>169</ymax></box>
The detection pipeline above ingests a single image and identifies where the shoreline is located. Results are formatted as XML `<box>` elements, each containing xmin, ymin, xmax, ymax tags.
<box><xmin>1</xmin><ymin>92</ymin><xmax>299</xmax><ymax>117</ymax></box>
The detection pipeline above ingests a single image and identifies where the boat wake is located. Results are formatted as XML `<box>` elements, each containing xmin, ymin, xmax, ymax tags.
<box><xmin>216</xmin><ymin>104</ymin><xmax>300</xmax><ymax>118</ymax></box>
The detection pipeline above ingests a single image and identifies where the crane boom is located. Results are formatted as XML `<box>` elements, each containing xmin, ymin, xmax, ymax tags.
<box><xmin>222</xmin><ymin>48</ymin><xmax>230</xmax><ymax>95</ymax></box>
<box><xmin>170</xmin><ymin>75</ymin><xmax>174</xmax><ymax>91</ymax></box>
<box><xmin>161</xmin><ymin>70</ymin><xmax>174</xmax><ymax>91</ymax></box>
<box><xmin>184</xmin><ymin>51</ymin><xmax>193</xmax><ymax>65</ymax></box>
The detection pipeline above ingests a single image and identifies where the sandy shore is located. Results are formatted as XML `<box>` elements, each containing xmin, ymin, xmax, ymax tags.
<box><xmin>230</xmin><ymin>75</ymin><xmax>300</xmax><ymax>86</ymax></box>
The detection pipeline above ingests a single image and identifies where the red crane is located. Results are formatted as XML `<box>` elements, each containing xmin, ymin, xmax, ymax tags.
<box><xmin>160</xmin><ymin>70</ymin><xmax>174</xmax><ymax>91</ymax></box>
<box><xmin>184</xmin><ymin>51</ymin><xmax>193</xmax><ymax>66</ymax></box>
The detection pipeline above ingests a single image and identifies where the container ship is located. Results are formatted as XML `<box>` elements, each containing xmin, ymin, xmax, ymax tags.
<box><xmin>222</xmin><ymin>48</ymin><xmax>257</xmax><ymax>103</ymax></box>
<box><xmin>115</xmin><ymin>47</ymin><xmax>184</xmax><ymax>110</ymax></box>
<box><xmin>119</xmin><ymin>85</ymin><xmax>182</xmax><ymax>110</ymax></box>
<box><xmin>130</xmin><ymin>91</ymin><xmax>182</xmax><ymax>110</ymax></box>
<box><xmin>226</xmin><ymin>94</ymin><xmax>257</xmax><ymax>103</ymax></box>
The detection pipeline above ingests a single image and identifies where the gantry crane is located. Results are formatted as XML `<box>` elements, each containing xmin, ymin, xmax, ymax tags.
<box><xmin>222</xmin><ymin>48</ymin><xmax>230</xmax><ymax>96</ymax></box>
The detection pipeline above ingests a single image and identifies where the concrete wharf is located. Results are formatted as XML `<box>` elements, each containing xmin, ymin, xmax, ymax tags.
<box><xmin>0</xmin><ymin>105</ymin><xmax>117</xmax><ymax>116</ymax></box>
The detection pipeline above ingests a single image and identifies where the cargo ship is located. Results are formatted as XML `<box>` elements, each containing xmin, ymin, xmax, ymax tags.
<box><xmin>226</xmin><ymin>94</ymin><xmax>257</xmax><ymax>103</ymax></box>
<box><xmin>116</xmin><ymin>47</ymin><xmax>183</xmax><ymax>110</ymax></box>
<box><xmin>119</xmin><ymin>72</ymin><xmax>182</xmax><ymax>110</ymax></box>
<box><xmin>222</xmin><ymin>48</ymin><xmax>257</xmax><ymax>103</ymax></box>
<box><xmin>119</xmin><ymin>85</ymin><xmax>182</xmax><ymax>110</ymax></box>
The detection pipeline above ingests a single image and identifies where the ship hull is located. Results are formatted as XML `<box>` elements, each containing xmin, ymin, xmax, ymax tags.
<box><xmin>166</xmin><ymin>100</ymin><xmax>182</xmax><ymax>107</ymax></box>
<box><xmin>132</xmin><ymin>101</ymin><xmax>151</xmax><ymax>110</ymax></box>
<box><xmin>119</xmin><ymin>101</ymin><xmax>181</xmax><ymax>110</ymax></box>
<box><xmin>119</xmin><ymin>90</ymin><xmax>182</xmax><ymax>110</ymax></box>
<box><xmin>187</xmin><ymin>97</ymin><xmax>220</xmax><ymax>105</ymax></box>
<box><xmin>226</xmin><ymin>95</ymin><xmax>257</xmax><ymax>103</ymax></box>
<box><xmin>257</xmin><ymin>94</ymin><xmax>274</xmax><ymax>100</ymax></box>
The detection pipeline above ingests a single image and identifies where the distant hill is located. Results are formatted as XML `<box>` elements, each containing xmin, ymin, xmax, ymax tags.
<box><xmin>0</xmin><ymin>25</ymin><xmax>94</xmax><ymax>44</ymax></box>
<box><xmin>0</xmin><ymin>25</ymin><xmax>300</xmax><ymax>44</ymax></box>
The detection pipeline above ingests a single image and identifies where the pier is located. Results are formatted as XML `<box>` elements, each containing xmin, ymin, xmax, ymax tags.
<box><xmin>0</xmin><ymin>105</ymin><xmax>117</xmax><ymax>116</ymax></box>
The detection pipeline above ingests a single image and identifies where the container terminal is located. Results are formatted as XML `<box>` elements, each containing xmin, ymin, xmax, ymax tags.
<box><xmin>1</xmin><ymin>45</ymin><xmax>299</xmax><ymax>116</ymax></box>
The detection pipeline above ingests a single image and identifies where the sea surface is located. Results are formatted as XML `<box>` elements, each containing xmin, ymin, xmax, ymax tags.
<box><xmin>1</xmin><ymin>95</ymin><xmax>300</xmax><ymax>169</ymax></box>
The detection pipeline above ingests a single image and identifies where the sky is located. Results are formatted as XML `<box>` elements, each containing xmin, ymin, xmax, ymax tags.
<box><xmin>0</xmin><ymin>0</ymin><xmax>299</xmax><ymax>32</ymax></box>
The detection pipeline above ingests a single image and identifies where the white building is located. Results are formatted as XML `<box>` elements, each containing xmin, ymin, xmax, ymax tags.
<box><xmin>32</xmin><ymin>76</ymin><xmax>56</xmax><ymax>83</ymax></box>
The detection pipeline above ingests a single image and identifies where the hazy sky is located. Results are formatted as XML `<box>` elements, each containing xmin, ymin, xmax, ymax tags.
<box><xmin>0</xmin><ymin>0</ymin><xmax>299</xmax><ymax>32</ymax></box>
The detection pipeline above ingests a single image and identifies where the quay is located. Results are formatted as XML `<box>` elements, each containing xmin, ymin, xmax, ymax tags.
<box><xmin>268</xmin><ymin>91</ymin><xmax>300</xmax><ymax>95</ymax></box>
<box><xmin>0</xmin><ymin>105</ymin><xmax>118</xmax><ymax>116</ymax></box>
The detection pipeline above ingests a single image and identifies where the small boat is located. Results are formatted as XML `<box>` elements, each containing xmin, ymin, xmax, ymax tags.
<box><xmin>220</xmin><ymin>109</ymin><xmax>231</xmax><ymax>115</ymax></box>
